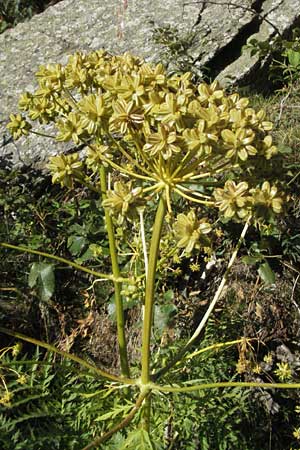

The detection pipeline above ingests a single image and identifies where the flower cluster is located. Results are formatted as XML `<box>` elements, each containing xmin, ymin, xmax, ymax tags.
<box><xmin>102</xmin><ymin>181</ymin><xmax>144</xmax><ymax>223</ymax></box>
<box><xmin>173</xmin><ymin>210</ymin><xmax>211</xmax><ymax>254</ymax></box>
<box><xmin>7</xmin><ymin>49</ymin><xmax>284</xmax><ymax>231</ymax></box>
<box><xmin>214</xmin><ymin>180</ymin><xmax>283</xmax><ymax>222</ymax></box>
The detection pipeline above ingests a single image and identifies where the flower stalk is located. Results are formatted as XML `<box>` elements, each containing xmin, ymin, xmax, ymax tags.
<box><xmin>141</xmin><ymin>194</ymin><xmax>167</xmax><ymax>385</ymax></box>
<box><xmin>99</xmin><ymin>165</ymin><xmax>130</xmax><ymax>377</ymax></box>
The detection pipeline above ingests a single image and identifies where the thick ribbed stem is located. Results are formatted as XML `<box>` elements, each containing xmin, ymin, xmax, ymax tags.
<box><xmin>141</xmin><ymin>195</ymin><xmax>166</xmax><ymax>384</ymax></box>
<box><xmin>100</xmin><ymin>166</ymin><xmax>130</xmax><ymax>377</ymax></box>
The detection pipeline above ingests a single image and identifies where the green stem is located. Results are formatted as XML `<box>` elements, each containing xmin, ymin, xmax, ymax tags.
<box><xmin>0</xmin><ymin>326</ymin><xmax>134</xmax><ymax>384</ymax></box>
<box><xmin>99</xmin><ymin>166</ymin><xmax>130</xmax><ymax>377</ymax></box>
<box><xmin>141</xmin><ymin>394</ymin><xmax>152</xmax><ymax>432</ymax></box>
<box><xmin>0</xmin><ymin>242</ymin><xmax>127</xmax><ymax>282</ymax></box>
<box><xmin>141</xmin><ymin>195</ymin><xmax>167</xmax><ymax>385</ymax></box>
<box><xmin>150</xmin><ymin>381</ymin><xmax>300</xmax><ymax>393</ymax></box>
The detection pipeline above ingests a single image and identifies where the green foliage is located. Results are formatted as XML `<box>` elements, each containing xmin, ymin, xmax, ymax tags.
<box><xmin>120</xmin><ymin>429</ymin><xmax>160</xmax><ymax>450</ymax></box>
<box><xmin>0</xmin><ymin>348</ymin><xmax>107</xmax><ymax>450</ymax></box>
<box><xmin>150</xmin><ymin>23</ymin><xmax>204</xmax><ymax>80</ymax></box>
<box><xmin>244</xmin><ymin>28</ymin><xmax>300</xmax><ymax>86</ymax></box>
<box><xmin>0</xmin><ymin>331</ymin><xmax>265</xmax><ymax>449</ymax></box>
<box><xmin>0</xmin><ymin>0</ymin><xmax>59</xmax><ymax>33</ymax></box>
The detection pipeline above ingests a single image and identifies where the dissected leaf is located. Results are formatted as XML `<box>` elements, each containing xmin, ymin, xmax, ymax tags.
<box><xmin>95</xmin><ymin>401</ymin><xmax>133</xmax><ymax>422</ymax></box>
<box><xmin>120</xmin><ymin>429</ymin><xmax>156</xmax><ymax>450</ymax></box>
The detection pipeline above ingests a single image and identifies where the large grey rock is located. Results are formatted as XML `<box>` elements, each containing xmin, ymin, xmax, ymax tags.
<box><xmin>216</xmin><ymin>0</ymin><xmax>300</xmax><ymax>87</ymax></box>
<box><xmin>0</xmin><ymin>0</ymin><xmax>298</xmax><ymax>166</ymax></box>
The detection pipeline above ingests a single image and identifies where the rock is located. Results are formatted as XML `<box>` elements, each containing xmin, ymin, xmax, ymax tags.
<box><xmin>0</xmin><ymin>0</ymin><xmax>299</xmax><ymax>166</ymax></box>
<box><xmin>216</xmin><ymin>0</ymin><xmax>300</xmax><ymax>87</ymax></box>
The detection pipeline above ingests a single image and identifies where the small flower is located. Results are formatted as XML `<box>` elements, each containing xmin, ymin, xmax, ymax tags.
<box><xmin>214</xmin><ymin>180</ymin><xmax>250</xmax><ymax>220</ymax></box>
<box><xmin>35</xmin><ymin>63</ymin><xmax>65</xmax><ymax>91</ymax></box>
<box><xmin>7</xmin><ymin>113</ymin><xmax>32</xmax><ymax>140</ymax></box>
<box><xmin>183</xmin><ymin>123</ymin><xmax>215</xmax><ymax>157</ymax></box>
<box><xmin>250</xmin><ymin>181</ymin><xmax>283</xmax><ymax>221</ymax></box>
<box><xmin>197</xmin><ymin>80</ymin><xmax>224</xmax><ymax>106</ymax></box>
<box><xmin>102</xmin><ymin>181</ymin><xmax>144</xmax><ymax>223</ymax></box>
<box><xmin>0</xmin><ymin>391</ymin><xmax>13</xmax><ymax>406</ymax></box>
<box><xmin>29</xmin><ymin>97</ymin><xmax>55</xmax><ymax>123</ymax></box>
<box><xmin>263</xmin><ymin>353</ymin><xmax>273</xmax><ymax>365</ymax></box>
<box><xmin>189</xmin><ymin>262</ymin><xmax>200</xmax><ymax>272</ymax></box>
<box><xmin>252</xmin><ymin>364</ymin><xmax>262</xmax><ymax>374</ymax></box>
<box><xmin>85</xmin><ymin>145</ymin><xmax>111</xmax><ymax>172</ymax></box>
<box><xmin>172</xmin><ymin>267</ymin><xmax>182</xmax><ymax>276</ymax></box>
<box><xmin>143</xmin><ymin>123</ymin><xmax>183</xmax><ymax>160</ymax></box>
<box><xmin>78</xmin><ymin>94</ymin><xmax>108</xmax><ymax>134</ymax></box>
<box><xmin>215</xmin><ymin>228</ymin><xmax>224</xmax><ymax>238</ymax></box>
<box><xmin>117</xmin><ymin>73</ymin><xmax>146</xmax><ymax>105</ymax></box>
<box><xmin>89</xmin><ymin>244</ymin><xmax>103</xmax><ymax>257</ymax></box>
<box><xmin>12</xmin><ymin>342</ymin><xmax>22</xmax><ymax>357</ymax></box>
<box><xmin>17</xmin><ymin>374</ymin><xmax>27</xmax><ymax>385</ymax></box>
<box><xmin>154</xmin><ymin>93</ymin><xmax>187</xmax><ymax>130</ymax></box>
<box><xmin>274</xmin><ymin>362</ymin><xmax>292</xmax><ymax>382</ymax></box>
<box><xmin>56</xmin><ymin>112</ymin><xmax>86</xmax><ymax>144</ymax></box>
<box><xmin>172</xmin><ymin>254</ymin><xmax>181</xmax><ymax>264</ymax></box>
<box><xmin>221</xmin><ymin>128</ymin><xmax>257</xmax><ymax>161</ymax></box>
<box><xmin>245</xmin><ymin>108</ymin><xmax>273</xmax><ymax>132</ymax></box>
<box><xmin>48</xmin><ymin>153</ymin><xmax>83</xmax><ymax>188</ymax></box>
<box><xmin>293</xmin><ymin>428</ymin><xmax>300</xmax><ymax>440</ymax></box>
<box><xmin>236</xmin><ymin>358</ymin><xmax>251</xmax><ymax>374</ymax></box>
<box><xmin>173</xmin><ymin>210</ymin><xmax>211</xmax><ymax>254</ymax></box>
<box><xmin>260</xmin><ymin>135</ymin><xmax>277</xmax><ymax>159</ymax></box>
<box><xmin>18</xmin><ymin>92</ymin><xmax>33</xmax><ymax>111</ymax></box>
<box><xmin>109</xmin><ymin>99</ymin><xmax>144</xmax><ymax>134</ymax></box>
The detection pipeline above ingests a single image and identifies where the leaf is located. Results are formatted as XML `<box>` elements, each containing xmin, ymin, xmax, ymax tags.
<box><xmin>75</xmin><ymin>246</ymin><xmax>94</xmax><ymax>263</ymax></box>
<box><xmin>258</xmin><ymin>261</ymin><xmax>275</xmax><ymax>285</ymax></box>
<box><xmin>287</xmin><ymin>49</ymin><xmax>300</xmax><ymax>68</ymax></box>
<box><xmin>163</xmin><ymin>289</ymin><xmax>174</xmax><ymax>302</ymax></box>
<box><xmin>28</xmin><ymin>262</ymin><xmax>55</xmax><ymax>301</ymax></box>
<box><xmin>28</xmin><ymin>262</ymin><xmax>40</xmax><ymax>288</ymax></box>
<box><xmin>277</xmin><ymin>144</ymin><xmax>293</xmax><ymax>154</ymax></box>
<box><xmin>67</xmin><ymin>235</ymin><xmax>87</xmax><ymax>256</ymax></box>
<box><xmin>154</xmin><ymin>304</ymin><xmax>177</xmax><ymax>333</ymax></box>
<box><xmin>242</xmin><ymin>255</ymin><xmax>260</xmax><ymax>265</ymax></box>
<box><xmin>120</xmin><ymin>429</ymin><xmax>156</xmax><ymax>450</ymax></box>
<box><xmin>95</xmin><ymin>401</ymin><xmax>133</xmax><ymax>422</ymax></box>
<box><xmin>107</xmin><ymin>300</ymin><xmax>116</xmax><ymax>321</ymax></box>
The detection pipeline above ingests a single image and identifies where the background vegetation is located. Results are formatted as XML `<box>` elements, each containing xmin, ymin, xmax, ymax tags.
<box><xmin>0</xmin><ymin>0</ymin><xmax>62</xmax><ymax>33</ymax></box>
